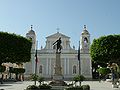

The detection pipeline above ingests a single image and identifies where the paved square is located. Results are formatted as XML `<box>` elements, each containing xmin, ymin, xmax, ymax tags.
<box><xmin>0</xmin><ymin>81</ymin><xmax>120</xmax><ymax>90</ymax></box>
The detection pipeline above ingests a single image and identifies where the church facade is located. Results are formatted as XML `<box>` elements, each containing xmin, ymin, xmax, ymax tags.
<box><xmin>24</xmin><ymin>25</ymin><xmax>92</xmax><ymax>79</ymax></box>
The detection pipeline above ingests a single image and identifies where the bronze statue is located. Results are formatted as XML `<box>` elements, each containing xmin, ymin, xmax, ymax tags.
<box><xmin>53</xmin><ymin>37</ymin><xmax>62</xmax><ymax>53</ymax></box>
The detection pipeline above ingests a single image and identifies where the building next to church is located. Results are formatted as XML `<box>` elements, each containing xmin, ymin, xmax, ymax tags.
<box><xmin>25</xmin><ymin>25</ymin><xmax>92</xmax><ymax>79</ymax></box>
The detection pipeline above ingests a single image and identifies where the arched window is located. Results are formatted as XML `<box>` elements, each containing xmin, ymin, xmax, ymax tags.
<box><xmin>39</xmin><ymin>65</ymin><xmax>42</xmax><ymax>73</ymax></box>
<box><xmin>84</xmin><ymin>37</ymin><xmax>88</xmax><ymax>43</ymax></box>
<box><xmin>73</xmin><ymin>65</ymin><xmax>77</xmax><ymax>74</ymax></box>
<box><xmin>84</xmin><ymin>37</ymin><xmax>88</xmax><ymax>47</ymax></box>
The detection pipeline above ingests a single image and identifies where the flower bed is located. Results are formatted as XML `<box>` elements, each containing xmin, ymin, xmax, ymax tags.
<box><xmin>26</xmin><ymin>84</ymin><xmax>52</xmax><ymax>90</ymax></box>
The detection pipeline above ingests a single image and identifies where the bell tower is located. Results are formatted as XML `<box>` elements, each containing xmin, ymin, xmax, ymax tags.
<box><xmin>25</xmin><ymin>25</ymin><xmax>36</xmax><ymax>75</ymax></box>
<box><xmin>81</xmin><ymin>25</ymin><xmax>90</xmax><ymax>53</ymax></box>
<box><xmin>26</xmin><ymin>25</ymin><xmax>36</xmax><ymax>50</ymax></box>
<box><xmin>80</xmin><ymin>25</ymin><xmax>92</xmax><ymax>78</ymax></box>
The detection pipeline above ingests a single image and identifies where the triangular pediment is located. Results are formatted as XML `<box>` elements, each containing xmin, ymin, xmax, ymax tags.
<box><xmin>46</xmin><ymin>32</ymin><xmax>70</xmax><ymax>39</ymax></box>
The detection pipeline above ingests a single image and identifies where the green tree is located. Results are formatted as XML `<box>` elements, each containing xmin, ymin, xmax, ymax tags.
<box><xmin>29</xmin><ymin>73</ymin><xmax>39</xmax><ymax>81</ymax></box>
<box><xmin>73</xmin><ymin>75</ymin><xmax>85</xmax><ymax>86</ymax></box>
<box><xmin>38</xmin><ymin>76</ymin><xmax>44</xmax><ymax>85</ymax></box>
<box><xmin>90</xmin><ymin>35</ymin><xmax>120</xmax><ymax>65</ymax></box>
<box><xmin>98</xmin><ymin>67</ymin><xmax>110</xmax><ymax>75</ymax></box>
<box><xmin>0</xmin><ymin>32</ymin><xmax>32</xmax><ymax>64</ymax></box>
<box><xmin>0</xmin><ymin>65</ymin><xmax>6</xmax><ymax>73</ymax></box>
<box><xmin>97</xmin><ymin>67</ymin><xmax>111</xmax><ymax>79</ymax></box>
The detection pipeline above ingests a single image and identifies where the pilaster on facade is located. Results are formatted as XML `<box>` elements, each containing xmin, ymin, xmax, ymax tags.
<box><xmin>46</xmin><ymin>58</ymin><xmax>49</xmax><ymax>75</ymax></box>
<box><xmin>67</xmin><ymin>58</ymin><xmax>70</xmax><ymax>75</ymax></box>
<box><xmin>49</xmin><ymin>58</ymin><xmax>51</xmax><ymax>75</ymax></box>
<box><xmin>63</xmin><ymin>58</ymin><xmax>66</xmax><ymax>75</ymax></box>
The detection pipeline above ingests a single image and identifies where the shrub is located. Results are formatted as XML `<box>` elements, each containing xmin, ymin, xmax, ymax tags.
<box><xmin>26</xmin><ymin>85</ymin><xmax>39</xmax><ymax>90</ymax></box>
<box><xmin>82</xmin><ymin>85</ymin><xmax>90</xmax><ymax>90</ymax></box>
<box><xmin>73</xmin><ymin>75</ymin><xmax>85</xmax><ymax>82</ymax></box>
<box><xmin>29</xmin><ymin>74</ymin><xmax>39</xmax><ymax>81</ymax></box>
<box><xmin>38</xmin><ymin>76</ymin><xmax>44</xmax><ymax>85</ymax></box>
<box><xmin>73</xmin><ymin>75</ymin><xmax>85</xmax><ymax>86</ymax></box>
<box><xmin>97</xmin><ymin>67</ymin><xmax>110</xmax><ymax>76</ymax></box>
<box><xmin>39</xmin><ymin>84</ymin><xmax>52</xmax><ymax>89</ymax></box>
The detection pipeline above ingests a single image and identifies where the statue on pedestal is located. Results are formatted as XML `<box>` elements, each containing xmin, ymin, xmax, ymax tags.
<box><xmin>53</xmin><ymin>37</ymin><xmax>62</xmax><ymax>53</ymax></box>
<box><xmin>49</xmin><ymin>37</ymin><xmax>67</xmax><ymax>86</ymax></box>
<box><xmin>53</xmin><ymin>37</ymin><xmax>62</xmax><ymax>75</ymax></box>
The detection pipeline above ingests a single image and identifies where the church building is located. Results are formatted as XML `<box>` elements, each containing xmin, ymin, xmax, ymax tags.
<box><xmin>24</xmin><ymin>25</ymin><xmax>92</xmax><ymax>79</ymax></box>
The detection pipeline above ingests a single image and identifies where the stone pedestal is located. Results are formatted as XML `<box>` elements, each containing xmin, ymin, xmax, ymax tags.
<box><xmin>54</xmin><ymin>53</ymin><xmax>62</xmax><ymax>76</ymax></box>
<box><xmin>53</xmin><ymin>75</ymin><xmax>63</xmax><ymax>80</ymax></box>
<box><xmin>49</xmin><ymin>52</ymin><xmax>66</xmax><ymax>86</ymax></box>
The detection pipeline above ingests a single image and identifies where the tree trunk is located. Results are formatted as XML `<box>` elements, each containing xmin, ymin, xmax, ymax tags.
<box><xmin>15</xmin><ymin>73</ymin><xmax>18</xmax><ymax>81</ymax></box>
<box><xmin>79</xmin><ymin>81</ymin><xmax>81</xmax><ymax>86</ymax></box>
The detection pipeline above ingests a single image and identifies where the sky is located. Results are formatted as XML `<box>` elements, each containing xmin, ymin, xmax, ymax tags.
<box><xmin>0</xmin><ymin>0</ymin><xmax>120</xmax><ymax>49</ymax></box>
